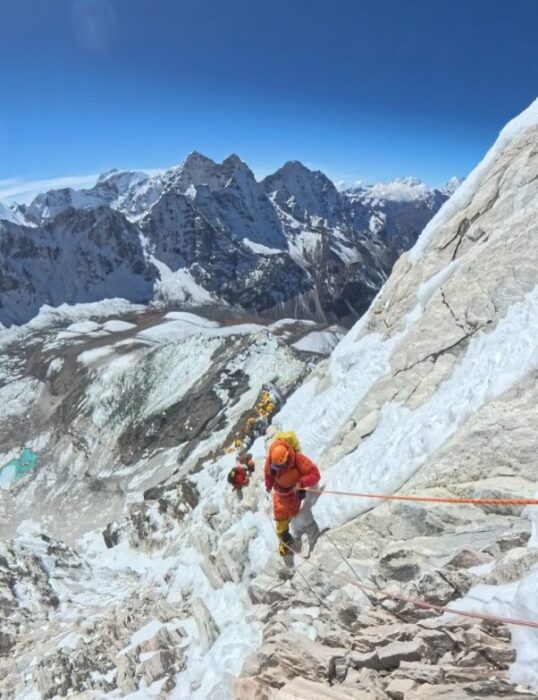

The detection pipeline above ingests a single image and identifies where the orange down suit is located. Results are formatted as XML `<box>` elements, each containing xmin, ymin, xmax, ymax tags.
<box><xmin>264</xmin><ymin>440</ymin><xmax>321</xmax><ymax>521</ymax></box>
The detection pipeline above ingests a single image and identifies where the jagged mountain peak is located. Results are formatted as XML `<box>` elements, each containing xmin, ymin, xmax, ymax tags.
<box><xmin>222</xmin><ymin>152</ymin><xmax>246</xmax><ymax>168</ymax></box>
<box><xmin>166</xmin><ymin>151</ymin><xmax>255</xmax><ymax>195</ymax></box>
<box><xmin>181</xmin><ymin>150</ymin><xmax>217</xmax><ymax>168</ymax></box>
<box><xmin>263</xmin><ymin>159</ymin><xmax>334</xmax><ymax>188</ymax></box>
<box><xmin>177</xmin><ymin>150</ymin><xmax>249</xmax><ymax>173</ymax></box>
<box><xmin>349</xmin><ymin>176</ymin><xmax>431</xmax><ymax>203</ymax></box>
<box><xmin>96</xmin><ymin>167</ymin><xmax>120</xmax><ymax>182</ymax></box>
<box><xmin>0</xmin><ymin>201</ymin><xmax>27</xmax><ymax>225</ymax></box>
<box><xmin>277</xmin><ymin>159</ymin><xmax>321</xmax><ymax>175</ymax></box>
<box><xmin>441</xmin><ymin>175</ymin><xmax>465</xmax><ymax>195</ymax></box>
<box><xmin>95</xmin><ymin>168</ymin><xmax>149</xmax><ymax>190</ymax></box>
<box><xmin>260</xmin><ymin>159</ymin><xmax>343</xmax><ymax>229</ymax></box>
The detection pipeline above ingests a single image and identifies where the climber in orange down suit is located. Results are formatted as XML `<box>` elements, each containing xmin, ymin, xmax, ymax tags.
<box><xmin>264</xmin><ymin>439</ymin><xmax>320</xmax><ymax>555</ymax></box>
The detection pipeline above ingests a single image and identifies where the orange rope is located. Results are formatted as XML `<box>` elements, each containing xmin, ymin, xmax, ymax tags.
<box><xmin>305</xmin><ymin>487</ymin><xmax>538</xmax><ymax>507</ymax></box>
<box><xmin>282</xmin><ymin>542</ymin><xmax>538</xmax><ymax>629</ymax></box>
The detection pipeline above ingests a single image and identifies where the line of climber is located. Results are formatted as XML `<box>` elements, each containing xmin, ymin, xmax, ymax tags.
<box><xmin>227</xmin><ymin>428</ymin><xmax>321</xmax><ymax>555</ymax></box>
<box><xmin>228</xmin><ymin>426</ymin><xmax>536</xmax><ymax>559</ymax></box>
<box><xmin>228</xmin><ymin>428</ymin><xmax>538</xmax><ymax>629</ymax></box>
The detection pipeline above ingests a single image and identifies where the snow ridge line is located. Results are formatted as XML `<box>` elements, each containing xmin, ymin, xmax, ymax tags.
<box><xmin>283</xmin><ymin>542</ymin><xmax>538</xmax><ymax>629</ymax></box>
<box><xmin>305</xmin><ymin>488</ymin><xmax>538</xmax><ymax>506</ymax></box>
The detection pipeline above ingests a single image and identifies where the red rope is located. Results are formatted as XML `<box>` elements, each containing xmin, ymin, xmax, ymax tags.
<box><xmin>305</xmin><ymin>487</ymin><xmax>538</xmax><ymax>507</ymax></box>
<box><xmin>282</xmin><ymin>542</ymin><xmax>538</xmax><ymax>629</ymax></box>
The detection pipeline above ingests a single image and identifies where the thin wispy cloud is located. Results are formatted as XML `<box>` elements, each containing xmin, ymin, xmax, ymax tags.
<box><xmin>0</xmin><ymin>175</ymin><xmax>100</xmax><ymax>205</ymax></box>
<box><xmin>0</xmin><ymin>168</ymin><xmax>168</xmax><ymax>206</ymax></box>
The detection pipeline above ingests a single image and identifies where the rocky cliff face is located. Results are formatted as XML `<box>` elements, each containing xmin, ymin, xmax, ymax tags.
<box><xmin>1</xmin><ymin>155</ymin><xmax>452</xmax><ymax>327</ymax></box>
<box><xmin>234</xmin><ymin>100</ymin><xmax>538</xmax><ymax>698</ymax></box>
<box><xmin>0</xmin><ymin>207</ymin><xmax>157</xmax><ymax>325</ymax></box>
<box><xmin>1</xmin><ymin>101</ymin><xmax>536</xmax><ymax>700</ymax></box>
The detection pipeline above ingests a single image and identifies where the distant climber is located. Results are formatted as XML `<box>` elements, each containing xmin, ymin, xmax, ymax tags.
<box><xmin>227</xmin><ymin>453</ymin><xmax>255</xmax><ymax>500</ymax></box>
<box><xmin>264</xmin><ymin>432</ymin><xmax>320</xmax><ymax>556</ymax></box>
<box><xmin>238</xmin><ymin>452</ymin><xmax>256</xmax><ymax>473</ymax></box>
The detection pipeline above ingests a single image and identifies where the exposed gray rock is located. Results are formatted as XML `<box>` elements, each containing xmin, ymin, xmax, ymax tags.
<box><xmin>379</xmin><ymin>549</ymin><xmax>420</xmax><ymax>582</ymax></box>
<box><xmin>445</xmin><ymin>548</ymin><xmax>494</xmax><ymax>570</ymax></box>
<box><xmin>234</xmin><ymin>676</ymin><xmax>277</xmax><ymax>700</ymax></box>
<box><xmin>190</xmin><ymin>597</ymin><xmax>220</xmax><ymax>652</ymax></box>
<box><xmin>156</xmin><ymin>600</ymin><xmax>184</xmax><ymax>623</ymax></box>
<box><xmin>393</xmin><ymin>660</ymin><xmax>444</xmax><ymax>684</ymax></box>
<box><xmin>199</xmin><ymin>557</ymin><xmax>226</xmax><ymax>589</ymax></box>
<box><xmin>116</xmin><ymin>653</ymin><xmax>138</xmax><ymax>694</ymax></box>
<box><xmin>275</xmin><ymin>676</ymin><xmax>374</xmax><ymax>699</ymax></box>
<box><xmin>0</xmin><ymin>627</ymin><xmax>15</xmax><ymax>652</ymax></box>
<box><xmin>377</xmin><ymin>639</ymin><xmax>427</xmax><ymax>670</ymax></box>
<box><xmin>102</xmin><ymin>521</ymin><xmax>123</xmax><ymax>549</ymax></box>
<box><xmin>351</xmin><ymin>649</ymin><xmax>383</xmax><ymax>671</ymax></box>
<box><xmin>248</xmin><ymin>574</ymin><xmax>295</xmax><ymax>605</ymax></box>
<box><xmin>215</xmin><ymin>528</ymin><xmax>256</xmax><ymax>583</ymax></box>
<box><xmin>248</xmin><ymin>633</ymin><xmax>348</xmax><ymax>687</ymax></box>
<box><xmin>385</xmin><ymin>677</ymin><xmax>418</xmax><ymax>700</ymax></box>
<box><xmin>482</xmin><ymin>547</ymin><xmax>538</xmax><ymax>585</ymax></box>
<box><xmin>137</xmin><ymin>649</ymin><xmax>179</xmax><ymax>685</ymax></box>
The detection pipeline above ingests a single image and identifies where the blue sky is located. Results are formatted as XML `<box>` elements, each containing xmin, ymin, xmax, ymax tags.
<box><xmin>1</xmin><ymin>0</ymin><xmax>538</xmax><ymax>201</ymax></box>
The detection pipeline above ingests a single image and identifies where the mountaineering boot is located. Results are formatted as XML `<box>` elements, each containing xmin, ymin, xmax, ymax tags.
<box><xmin>278</xmin><ymin>529</ymin><xmax>294</xmax><ymax>556</ymax></box>
<box><xmin>275</xmin><ymin>518</ymin><xmax>293</xmax><ymax>556</ymax></box>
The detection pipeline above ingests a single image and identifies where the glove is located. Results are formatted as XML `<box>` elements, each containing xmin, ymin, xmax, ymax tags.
<box><xmin>297</xmin><ymin>489</ymin><xmax>306</xmax><ymax>500</ymax></box>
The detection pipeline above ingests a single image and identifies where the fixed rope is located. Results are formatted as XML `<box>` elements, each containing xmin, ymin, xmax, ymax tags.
<box><xmin>305</xmin><ymin>487</ymin><xmax>538</xmax><ymax>507</ymax></box>
<box><xmin>281</xmin><ymin>541</ymin><xmax>538</xmax><ymax>630</ymax></box>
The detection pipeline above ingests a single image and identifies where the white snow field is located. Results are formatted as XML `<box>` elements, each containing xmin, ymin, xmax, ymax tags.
<box><xmin>291</xmin><ymin>328</ymin><xmax>344</xmax><ymax>355</ymax></box>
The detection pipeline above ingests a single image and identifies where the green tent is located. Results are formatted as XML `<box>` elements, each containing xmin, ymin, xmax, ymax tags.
<box><xmin>0</xmin><ymin>448</ymin><xmax>40</xmax><ymax>486</ymax></box>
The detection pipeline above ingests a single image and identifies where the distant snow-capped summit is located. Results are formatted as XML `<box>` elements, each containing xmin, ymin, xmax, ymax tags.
<box><xmin>20</xmin><ymin>168</ymin><xmax>163</xmax><ymax>224</ymax></box>
<box><xmin>261</xmin><ymin>160</ymin><xmax>344</xmax><ymax>227</ymax></box>
<box><xmin>347</xmin><ymin>176</ymin><xmax>437</xmax><ymax>204</ymax></box>
<box><xmin>0</xmin><ymin>201</ymin><xmax>27</xmax><ymax>226</ymax></box>
<box><xmin>440</xmin><ymin>175</ymin><xmax>465</xmax><ymax>196</ymax></box>
<box><xmin>0</xmin><ymin>154</ymin><xmax>454</xmax><ymax>326</ymax></box>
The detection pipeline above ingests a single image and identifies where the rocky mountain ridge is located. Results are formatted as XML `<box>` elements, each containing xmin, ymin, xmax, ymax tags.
<box><xmin>0</xmin><ymin>156</ymin><xmax>458</xmax><ymax>327</ymax></box>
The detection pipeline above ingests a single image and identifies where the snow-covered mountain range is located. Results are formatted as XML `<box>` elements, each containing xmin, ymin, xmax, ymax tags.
<box><xmin>0</xmin><ymin>157</ymin><xmax>459</xmax><ymax>327</ymax></box>
<box><xmin>0</xmin><ymin>98</ymin><xmax>537</xmax><ymax>700</ymax></box>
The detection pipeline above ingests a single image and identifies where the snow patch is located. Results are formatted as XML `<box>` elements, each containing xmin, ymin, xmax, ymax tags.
<box><xmin>292</xmin><ymin>329</ymin><xmax>344</xmax><ymax>355</ymax></box>
<box><xmin>416</xmin><ymin>259</ymin><xmax>460</xmax><ymax>310</ymax></box>
<box><xmin>152</xmin><ymin>260</ymin><xmax>216</xmax><ymax>306</ymax></box>
<box><xmin>102</xmin><ymin>320</ymin><xmax>137</xmax><ymax>333</ymax></box>
<box><xmin>242</xmin><ymin>238</ymin><xmax>282</xmax><ymax>255</ymax></box>
<box><xmin>78</xmin><ymin>346</ymin><xmax>117</xmax><ymax>366</ymax></box>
